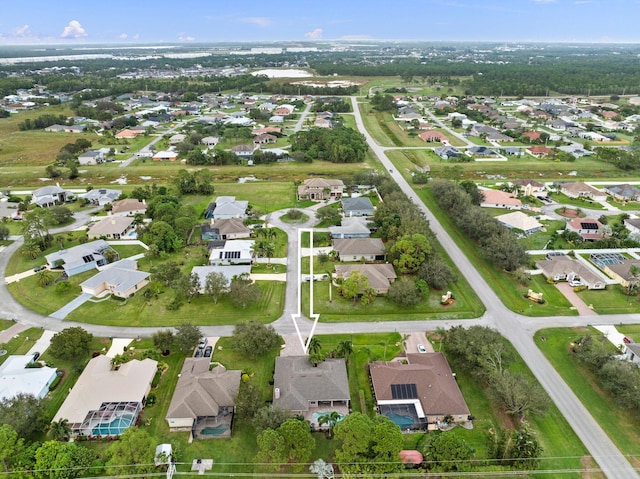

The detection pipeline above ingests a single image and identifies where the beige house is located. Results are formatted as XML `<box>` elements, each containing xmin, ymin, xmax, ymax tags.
<box><xmin>334</xmin><ymin>263</ymin><xmax>397</xmax><ymax>294</ymax></box>
<box><xmin>80</xmin><ymin>260</ymin><xmax>149</xmax><ymax>298</ymax></box>
<box><xmin>166</xmin><ymin>359</ymin><xmax>241</xmax><ymax>438</ymax></box>
<box><xmin>602</xmin><ymin>260</ymin><xmax>640</xmax><ymax>288</ymax></box>
<box><xmin>88</xmin><ymin>216</ymin><xmax>135</xmax><ymax>240</ymax></box>
<box><xmin>53</xmin><ymin>355</ymin><xmax>157</xmax><ymax>437</ymax></box>
<box><xmin>536</xmin><ymin>255</ymin><xmax>606</xmax><ymax>290</ymax></box>
<box><xmin>297</xmin><ymin>178</ymin><xmax>344</xmax><ymax>201</ymax></box>
<box><xmin>333</xmin><ymin>238</ymin><xmax>386</xmax><ymax>262</ymax></box>
<box><xmin>560</xmin><ymin>182</ymin><xmax>607</xmax><ymax>202</ymax></box>
<box><xmin>369</xmin><ymin>353</ymin><xmax>470</xmax><ymax>430</ymax></box>
<box><xmin>110</xmin><ymin>198</ymin><xmax>147</xmax><ymax>217</ymax></box>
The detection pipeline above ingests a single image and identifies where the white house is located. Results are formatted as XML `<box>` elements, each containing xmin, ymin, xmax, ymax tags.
<box><xmin>0</xmin><ymin>354</ymin><xmax>58</xmax><ymax>401</ymax></box>
<box><xmin>209</xmin><ymin>240</ymin><xmax>254</xmax><ymax>265</ymax></box>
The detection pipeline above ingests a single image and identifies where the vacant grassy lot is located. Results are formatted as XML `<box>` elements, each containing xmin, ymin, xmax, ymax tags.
<box><xmin>536</xmin><ymin>327</ymin><xmax>640</xmax><ymax>460</ymax></box>
<box><xmin>577</xmin><ymin>284</ymin><xmax>640</xmax><ymax>314</ymax></box>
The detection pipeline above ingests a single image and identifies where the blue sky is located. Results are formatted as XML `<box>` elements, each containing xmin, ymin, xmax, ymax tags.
<box><xmin>1</xmin><ymin>0</ymin><xmax>639</xmax><ymax>44</ymax></box>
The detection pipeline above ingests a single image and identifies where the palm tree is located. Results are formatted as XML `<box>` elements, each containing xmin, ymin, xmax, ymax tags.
<box><xmin>307</xmin><ymin>336</ymin><xmax>322</xmax><ymax>355</ymax></box>
<box><xmin>336</xmin><ymin>340</ymin><xmax>353</xmax><ymax>361</ymax></box>
<box><xmin>379</xmin><ymin>339</ymin><xmax>390</xmax><ymax>361</ymax></box>
<box><xmin>263</xmin><ymin>242</ymin><xmax>275</xmax><ymax>266</ymax></box>
<box><xmin>49</xmin><ymin>419</ymin><xmax>71</xmax><ymax>441</ymax></box>
<box><xmin>35</xmin><ymin>270</ymin><xmax>54</xmax><ymax>287</ymax></box>
<box><xmin>401</xmin><ymin>334</ymin><xmax>410</xmax><ymax>353</ymax></box>
<box><xmin>317</xmin><ymin>411</ymin><xmax>342</xmax><ymax>438</ymax></box>
<box><xmin>264</xmin><ymin>228</ymin><xmax>277</xmax><ymax>241</ymax></box>
<box><xmin>21</xmin><ymin>242</ymin><xmax>41</xmax><ymax>260</ymax></box>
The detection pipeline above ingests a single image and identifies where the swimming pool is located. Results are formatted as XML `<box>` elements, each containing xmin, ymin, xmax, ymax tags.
<box><xmin>385</xmin><ymin>412</ymin><xmax>414</xmax><ymax>428</ymax></box>
<box><xmin>312</xmin><ymin>412</ymin><xmax>345</xmax><ymax>423</ymax></box>
<box><xmin>201</xmin><ymin>424</ymin><xmax>229</xmax><ymax>436</ymax></box>
<box><xmin>126</xmin><ymin>230</ymin><xmax>138</xmax><ymax>239</ymax></box>
<box><xmin>92</xmin><ymin>413</ymin><xmax>134</xmax><ymax>436</ymax></box>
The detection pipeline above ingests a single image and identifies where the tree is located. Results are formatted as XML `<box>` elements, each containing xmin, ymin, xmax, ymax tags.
<box><xmin>48</xmin><ymin>206</ymin><xmax>73</xmax><ymax>225</ymax></box>
<box><xmin>174</xmin><ymin>323</ymin><xmax>202</xmax><ymax>353</ymax></box>
<box><xmin>235</xmin><ymin>382</ymin><xmax>263</xmax><ymax>421</ymax></box>
<box><xmin>205</xmin><ymin>271</ymin><xmax>229</xmax><ymax>304</ymax></box>
<box><xmin>21</xmin><ymin>242</ymin><xmax>41</xmax><ymax>260</ymax></box>
<box><xmin>307</xmin><ymin>336</ymin><xmax>322</xmax><ymax>355</ymax></box>
<box><xmin>0</xmin><ymin>424</ymin><xmax>24</xmax><ymax>472</ymax></box>
<box><xmin>49</xmin><ymin>327</ymin><xmax>93</xmax><ymax>361</ymax></box>
<box><xmin>173</xmin><ymin>272</ymin><xmax>200</xmax><ymax>303</ymax></box>
<box><xmin>334</xmin><ymin>413</ymin><xmax>404</xmax><ymax>477</ymax></box>
<box><xmin>232</xmin><ymin>320</ymin><xmax>280</xmax><ymax>357</ymax></box>
<box><xmin>387</xmin><ymin>277</ymin><xmax>423</xmax><ymax>306</ymax></box>
<box><xmin>339</xmin><ymin>270</ymin><xmax>375</xmax><ymax>304</ymax></box>
<box><xmin>48</xmin><ymin>419</ymin><xmax>71</xmax><ymax>442</ymax></box>
<box><xmin>21</xmin><ymin>209</ymin><xmax>52</xmax><ymax>248</ymax></box>
<box><xmin>229</xmin><ymin>273</ymin><xmax>261</xmax><ymax>309</ymax></box>
<box><xmin>35</xmin><ymin>270</ymin><xmax>54</xmax><ymax>287</ymax></box>
<box><xmin>317</xmin><ymin>411</ymin><xmax>343</xmax><ymax>438</ymax></box>
<box><xmin>510</xmin><ymin>428</ymin><xmax>543</xmax><ymax>470</ymax></box>
<box><xmin>0</xmin><ymin>393</ymin><xmax>48</xmax><ymax>439</ymax></box>
<box><xmin>151</xmin><ymin>329</ymin><xmax>174</xmax><ymax>353</ymax></box>
<box><xmin>336</xmin><ymin>340</ymin><xmax>354</xmax><ymax>360</ymax></box>
<box><xmin>424</xmin><ymin>432</ymin><xmax>474</xmax><ymax>472</ymax></box>
<box><xmin>418</xmin><ymin>255</ymin><xmax>457</xmax><ymax>290</ymax></box>
<box><xmin>278</xmin><ymin>419</ymin><xmax>315</xmax><ymax>471</ymax></box>
<box><xmin>256</xmin><ymin>428</ymin><xmax>287</xmax><ymax>472</ymax></box>
<box><xmin>143</xmin><ymin>220</ymin><xmax>181</xmax><ymax>253</ymax></box>
<box><xmin>0</xmin><ymin>225</ymin><xmax>9</xmax><ymax>241</ymax></box>
<box><xmin>34</xmin><ymin>441</ymin><xmax>94</xmax><ymax>479</ymax></box>
<box><xmin>491</xmin><ymin>370</ymin><xmax>549</xmax><ymax>420</ymax></box>
<box><xmin>103</xmin><ymin>427</ymin><xmax>156</xmax><ymax>476</ymax></box>
<box><xmin>390</xmin><ymin>233</ymin><xmax>432</xmax><ymax>274</ymax></box>
<box><xmin>153</xmin><ymin>261</ymin><xmax>181</xmax><ymax>286</ymax></box>
<box><xmin>252</xmin><ymin>406</ymin><xmax>292</xmax><ymax>434</ymax></box>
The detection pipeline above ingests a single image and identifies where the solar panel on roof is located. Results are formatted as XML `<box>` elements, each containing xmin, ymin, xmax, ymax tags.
<box><xmin>391</xmin><ymin>383</ymin><xmax>418</xmax><ymax>400</ymax></box>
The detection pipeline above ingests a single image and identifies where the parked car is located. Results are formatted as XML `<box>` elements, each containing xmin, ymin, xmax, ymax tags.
<box><xmin>204</xmin><ymin>346</ymin><xmax>213</xmax><ymax>358</ymax></box>
<box><xmin>33</xmin><ymin>266</ymin><xmax>46</xmax><ymax>272</ymax></box>
<box><xmin>32</xmin><ymin>351</ymin><xmax>40</xmax><ymax>361</ymax></box>
<box><xmin>198</xmin><ymin>337</ymin><xmax>208</xmax><ymax>349</ymax></box>
<box><xmin>417</xmin><ymin>344</ymin><xmax>427</xmax><ymax>353</ymax></box>
<box><xmin>194</xmin><ymin>348</ymin><xmax>203</xmax><ymax>358</ymax></box>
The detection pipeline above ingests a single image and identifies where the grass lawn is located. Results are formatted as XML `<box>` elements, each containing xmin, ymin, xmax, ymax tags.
<box><xmin>66</xmin><ymin>281</ymin><xmax>285</xmax><ymax>326</ymax></box>
<box><xmin>251</xmin><ymin>263</ymin><xmax>286</xmax><ymax>274</ymax></box>
<box><xmin>577</xmin><ymin>284</ymin><xmax>640</xmax><ymax>314</ymax></box>
<box><xmin>536</xmin><ymin>327</ymin><xmax>640</xmax><ymax>459</ymax></box>
<box><xmin>548</xmin><ymin>192</ymin><xmax>604</xmax><ymax>210</ymax></box>
<box><xmin>0</xmin><ymin>327</ymin><xmax>43</xmax><ymax>366</ymax></box>
<box><xmin>109</xmin><ymin>244</ymin><xmax>147</xmax><ymax>258</ymax></box>
<box><xmin>280</xmin><ymin>211</ymin><xmax>309</xmax><ymax>223</ymax></box>
<box><xmin>518</xmin><ymin>220</ymin><xmax>566</xmax><ymax>250</ymax></box>
<box><xmin>606</xmin><ymin>198</ymin><xmax>640</xmax><ymax>211</ymax></box>
<box><xmin>359</xmin><ymin>103</ymin><xmax>426</xmax><ymax>147</ymax></box>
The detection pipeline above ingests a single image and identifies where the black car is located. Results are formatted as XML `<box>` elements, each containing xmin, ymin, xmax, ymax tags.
<box><xmin>194</xmin><ymin>348</ymin><xmax>203</xmax><ymax>358</ymax></box>
<box><xmin>32</xmin><ymin>351</ymin><xmax>40</xmax><ymax>361</ymax></box>
<box><xmin>33</xmin><ymin>265</ymin><xmax>46</xmax><ymax>272</ymax></box>
<box><xmin>204</xmin><ymin>346</ymin><xmax>213</xmax><ymax>358</ymax></box>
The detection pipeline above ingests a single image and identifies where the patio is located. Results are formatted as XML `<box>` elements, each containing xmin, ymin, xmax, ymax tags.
<box><xmin>302</xmin><ymin>403</ymin><xmax>350</xmax><ymax>430</ymax></box>
<box><xmin>192</xmin><ymin>409</ymin><xmax>234</xmax><ymax>439</ymax></box>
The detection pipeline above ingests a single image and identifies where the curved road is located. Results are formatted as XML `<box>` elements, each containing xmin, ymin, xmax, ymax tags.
<box><xmin>0</xmin><ymin>102</ymin><xmax>638</xmax><ymax>477</ymax></box>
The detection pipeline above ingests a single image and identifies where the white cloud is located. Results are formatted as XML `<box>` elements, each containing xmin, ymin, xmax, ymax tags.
<box><xmin>61</xmin><ymin>20</ymin><xmax>87</xmax><ymax>39</ymax></box>
<box><xmin>178</xmin><ymin>33</ymin><xmax>195</xmax><ymax>42</ymax></box>
<box><xmin>119</xmin><ymin>33</ymin><xmax>128</xmax><ymax>39</ymax></box>
<box><xmin>10</xmin><ymin>25</ymin><xmax>32</xmax><ymax>37</ymax></box>
<box><xmin>304</xmin><ymin>28</ymin><xmax>323</xmax><ymax>39</ymax></box>
<box><xmin>132</xmin><ymin>34</ymin><xmax>140</xmax><ymax>40</ymax></box>
<box><xmin>241</xmin><ymin>17</ymin><xmax>272</xmax><ymax>27</ymax></box>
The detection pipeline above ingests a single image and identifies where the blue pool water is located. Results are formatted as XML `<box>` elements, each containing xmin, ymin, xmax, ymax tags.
<box><xmin>201</xmin><ymin>424</ymin><xmax>230</xmax><ymax>436</ymax></box>
<box><xmin>385</xmin><ymin>412</ymin><xmax>414</xmax><ymax>428</ymax></box>
<box><xmin>126</xmin><ymin>230</ymin><xmax>138</xmax><ymax>239</ymax></box>
<box><xmin>312</xmin><ymin>412</ymin><xmax>345</xmax><ymax>423</ymax></box>
<box><xmin>92</xmin><ymin>413</ymin><xmax>134</xmax><ymax>436</ymax></box>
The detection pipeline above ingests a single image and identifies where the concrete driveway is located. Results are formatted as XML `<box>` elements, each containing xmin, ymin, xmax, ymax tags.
<box><xmin>403</xmin><ymin>331</ymin><xmax>434</xmax><ymax>355</ymax></box>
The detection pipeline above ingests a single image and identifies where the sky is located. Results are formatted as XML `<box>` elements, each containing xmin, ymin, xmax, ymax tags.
<box><xmin>1</xmin><ymin>0</ymin><xmax>639</xmax><ymax>45</ymax></box>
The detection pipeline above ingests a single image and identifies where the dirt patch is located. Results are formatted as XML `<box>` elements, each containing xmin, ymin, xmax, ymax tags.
<box><xmin>580</xmin><ymin>455</ymin><xmax>606</xmax><ymax>479</ymax></box>
<box><xmin>556</xmin><ymin>208</ymin><xmax>585</xmax><ymax>218</ymax></box>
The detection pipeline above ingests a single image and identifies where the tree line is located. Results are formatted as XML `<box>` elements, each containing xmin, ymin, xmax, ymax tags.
<box><xmin>290</xmin><ymin>126</ymin><xmax>367</xmax><ymax>163</ymax></box>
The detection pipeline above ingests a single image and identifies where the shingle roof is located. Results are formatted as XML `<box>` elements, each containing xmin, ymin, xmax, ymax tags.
<box><xmin>341</xmin><ymin>197</ymin><xmax>374</xmax><ymax>213</ymax></box>
<box><xmin>80</xmin><ymin>267</ymin><xmax>149</xmax><ymax>297</ymax></box>
<box><xmin>333</xmin><ymin>238</ymin><xmax>385</xmax><ymax>256</ymax></box>
<box><xmin>334</xmin><ymin>263</ymin><xmax>397</xmax><ymax>292</ymax></box>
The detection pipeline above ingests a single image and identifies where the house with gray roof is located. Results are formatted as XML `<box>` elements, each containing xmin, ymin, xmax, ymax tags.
<box><xmin>201</xmin><ymin>218</ymin><xmax>251</xmax><ymax>241</ymax></box>
<box><xmin>88</xmin><ymin>216</ymin><xmax>135</xmax><ymax>240</ymax></box>
<box><xmin>191</xmin><ymin>265</ymin><xmax>251</xmax><ymax>293</ymax></box>
<box><xmin>334</xmin><ymin>263</ymin><xmax>397</xmax><ymax>294</ymax></box>
<box><xmin>79</xmin><ymin>188</ymin><xmax>121</xmax><ymax>206</ymax></box>
<box><xmin>0</xmin><ymin>354</ymin><xmax>58</xmax><ymax>401</ymax></box>
<box><xmin>604</xmin><ymin>184</ymin><xmax>640</xmax><ymax>202</ymax></box>
<box><xmin>332</xmin><ymin>238</ymin><xmax>386</xmax><ymax>261</ymax></box>
<box><xmin>45</xmin><ymin>240</ymin><xmax>116</xmax><ymax>277</ymax></box>
<box><xmin>329</xmin><ymin>217</ymin><xmax>371</xmax><ymax>239</ymax></box>
<box><xmin>31</xmin><ymin>185</ymin><xmax>75</xmax><ymax>208</ymax></box>
<box><xmin>80</xmin><ymin>261</ymin><xmax>149</xmax><ymax>299</ymax></box>
<box><xmin>273</xmin><ymin>356</ymin><xmax>350</xmax><ymax>429</ymax></box>
<box><xmin>434</xmin><ymin>145</ymin><xmax>461</xmax><ymax>160</ymax></box>
<box><xmin>342</xmin><ymin>196</ymin><xmax>375</xmax><ymax>217</ymax></box>
<box><xmin>204</xmin><ymin>196</ymin><xmax>248</xmax><ymax>220</ymax></box>
<box><xmin>166</xmin><ymin>359</ymin><xmax>241</xmax><ymax>437</ymax></box>
<box><xmin>78</xmin><ymin>150</ymin><xmax>104</xmax><ymax>165</ymax></box>
<box><xmin>536</xmin><ymin>255</ymin><xmax>606</xmax><ymax>290</ymax></box>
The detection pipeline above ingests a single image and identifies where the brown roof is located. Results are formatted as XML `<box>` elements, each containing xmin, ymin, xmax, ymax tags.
<box><xmin>88</xmin><ymin>216</ymin><xmax>134</xmax><ymax>236</ymax></box>
<box><xmin>369</xmin><ymin>353</ymin><xmax>469</xmax><ymax>418</ymax></box>
<box><xmin>334</xmin><ymin>263</ymin><xmax>396</xmax><ymax>292</ymax></box>
<box><xmin>166</xmin><ymin>359</ymin><xmax>241</xmax><ymax>420</ymax></box>
<box><xmin>211</xmin><ymin>218</ymin><xmax>251</xmax><ymax>236</ymax></box>
<box><xmin>561</xmin><ymin>182</ymin><xmax>603</xmax><ymax>197</ymax></box>
<box><xmin>333</xmin><ymin>238</ymin><xmax>385</xmax><ymax>256</ymax></box>
<box><xmin>111</xmin><ymin>198</ymin><xmax>146</xmax><ymax>215</ymax></box>
<box><xmin>481</xmin><ymin>189</ymin><xmax>522</xmax><ymax>207</ymax></box>
<box><xmin>607</xmin><ymin>260</ymin><xmax>640</xmax><ymax>282</ymax></box>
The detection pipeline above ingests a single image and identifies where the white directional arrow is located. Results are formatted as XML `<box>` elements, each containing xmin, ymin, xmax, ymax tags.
<box><xmin>290</xmin><ymin>228</ymin><xmax>320</xmax><ymax>354</ymax></box>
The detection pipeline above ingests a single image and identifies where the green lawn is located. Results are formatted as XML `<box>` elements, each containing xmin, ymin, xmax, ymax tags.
<box><xmin>109</xmin><ymin>244</ymin><xmax>147</xmax><ymax>258</ymax></box>
<box><xmin>606</xmin><ymin>198</ymin><xmax>640</xmax><ymax>211</ymax></box>
<box><xmin>0</xmin><ymin>327</ymin><xmax>43</xmax><ymax>366</ymax></box>
<box><xmin>251</xmin><ymin>263</ymin><xmax>286</xmax><ymax>274</ymax></box>
<box><xmin>518</xmin><ymin>220</ymin><xmax>566</xmax><ymax>250</ymax></box>
<box><xmin>548</xmin><ymin>192</ymin><xmax>604</xmax><ymax>210</ymax></box>
<box><xmin>536</xmin><ymin>327</ymin><xmax>640</xmax><ymax>459</ymax></box>
<box><xmin>577</xmin><ymin>284</ymin><xmax>640</xmax><ymax>314</ymax></box>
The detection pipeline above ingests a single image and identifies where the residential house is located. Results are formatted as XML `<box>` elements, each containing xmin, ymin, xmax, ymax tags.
<box><xmin>342</xmin><ymin>197</ymin><xmax>375</xmax><ymax>217</ymax></box>
<box><xmin>114</xmin><ymin>129</ymin><xmax>143</xmax><ymax>139</ymax></box>
<box><xmin>204</xmin><ymin>196</ymin><xmax>248</xmax><ymax>220</ymax></box>
<box><xmin>253</xmin><ymin>133</ymin><xmax>277</xmax><ymax>145</ymax></box>
<box><xmin>495</xmin><ymin>211</ymin><xmax>543</xmax><ymax>235</ymax></box>
<box><xmin>110</xmin><ymin>198</ymin><xmax>147</xmax><ymax>217</ymax></box>
<box><xmin>332</xmin><ymin>238</ymin><xmax>386</xmax><ymax>261</ymax></box>
<box><xmin>78</xmin><ymin>150</ymin><xmax>104</xmax><ymax>166</ymax></box>
<box><xmin>604</xmin><ymin>184</ymin><xmax>640</xmax><ymax>202</ymax></box>
<box><xmin>201</xmin><ymin>136</ymin><xmax>220</xmax><ymax>147</ymax></box>
<box><xmin>297</xmin><ymin>178</ymin><xmax>344</xmax><ymax>201</ymax></box>
<box><xmin>165</xmin><ymin>359</ymin><xmax>241</xmax><ymax>438</ymax></box>
<box><xmin>535</xmin><ymin>255</ymin><xmax>606</xmax><ymax>290</ymax></box>
<box><xmin>560</xmin><ymin>182</ymin><xmax>607</xmax><ymax>202</ymax></box>
<box><xmin>329</xmin><ymin>217</ymin><xmax>371</xmax><ymax>239</ymax></box>
<box><xmin>434</xmin><ymin>146</ymin><xmax>461</xmax><ymax>160</ymax></box>
<box><xmin>45</xmin><ymin>240</ymin><xmax>117</xmax><ymax>277</ymax></box>
<box><xmin>201</xmin><ymin>218</ymin><xmax>251</xmax><ymax>241</ymax></box>
<box><xmin>502</xmin><ymin>147</ymin><xmax>524</xmax><ymax>157</ymax></box>
<box><xmin>480</xmin><ymin>189</ymin><xmax>522</xmax><ymax>210</ymax></box>
<box><xmin>369</xmin><ymin>353</ymin><xmax>470</xmax><ymax>430</ymax></box>
<box><xmin>600</xmin><ymin>259</ymin><xmax>640</xmax><ymax>288</ymax></box>
<box><xmin>396</xmin><ymin>106</ymin><xmax>422</xmax><ymax>121</ymax></box>
<box><xmin>0</xmin><ymin>354</ymin><xmax>57</xmax><ymax>401</ymax></box>
<box><xmin>80</xmin><ymin>260</ymin><xmax>149</xmax><ymax>298</ymax></box>
<box><xmin>153</xmin><ymin>151</ymin><xmax>178</xmax><ymax>161</ymax></box>
<box><xmin>624</xmin><ymin>218</ymin><xmax>640</xmax><ymax>236</ymax></box>
<box><xmin>526</xmin><ymin>146</ymin><xmax>556</xmax><ymax>158</ymax></box>
<box><xmin>419</xmin><ymin>131</ymin><xmax>449</xmax><ymax>143</ymax></box>
<box><xmin>566</xmin><ymin>218</ymin><xmax>608</xmax><ymax>241</ymax></box>
<box><xmin>169</xmin><ymin>134</ymin><xmax>186</xmax><ymax>145</ymax></box>
<box><xmin>31</xmin><ymin>185</ymin><xmax>75</xmax><ymax>208</ymax></box>
<box><xmin>624</xmin><ymin>343</ymin><xmax>640</xmax><ymax>366</ymax></box>
<box><xmin>209</xmin><ymin>239</ymin><xmax>254</xmax><ymax>265</ymax></box>
<box><xmin>252</xmin><ymin>126</ymin><xmax>281</xmax><ymax>135</ymax></box>
<box><xmin>467</xmin><ymin>146</ymin><xmax>499</xmax><ymax>158</ymax></box>
<box><xmin>79</xmin><ymin>188</ymin><xmax>121</xmax><ymax>206</ymax></box>
<box><xmin>334</xmin><ymin>263</ymin><xmax>397</xmax><ymax>294</ymax></box>
<box><xmin>511</xmin><ymin>180</ymin><xmax>545</xmax><ymax>196</ymax></box>
<box><xmin>191</xmin><ymin>265</ymin><xmax>251</xmax><ymax>293</ymax></box>
<box><xmin>273</xmin><ymin>356</ymin><xmax>350</xmax><ymax>429</ymax></box>
<box><xmin>88</xmin><ymin>216</ymin><xmax>135</xmax><ymax>240</ymax></box>
<box><xmin>558</xmin><ymin>144</ymin><xmax>595</xmax><ymax>159</ymax></box>
<box><xmin>231</xmin><ymin>144</ymin><xmax>254</xmax><ymax>160</ymax></box>
<box><xmin>522</xmin><ymin>131</ymin><xmax>541</xmax><ymax>141</ymax></box>
<box><xmin>269</xmin><ymin>115</ymin><xmax>284</xmax><ymax>123</ymax></box>
<box><xmin>53</xmin><ymin>355</ymin><xmax>157</xmax><ymax>437</ymax></box>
